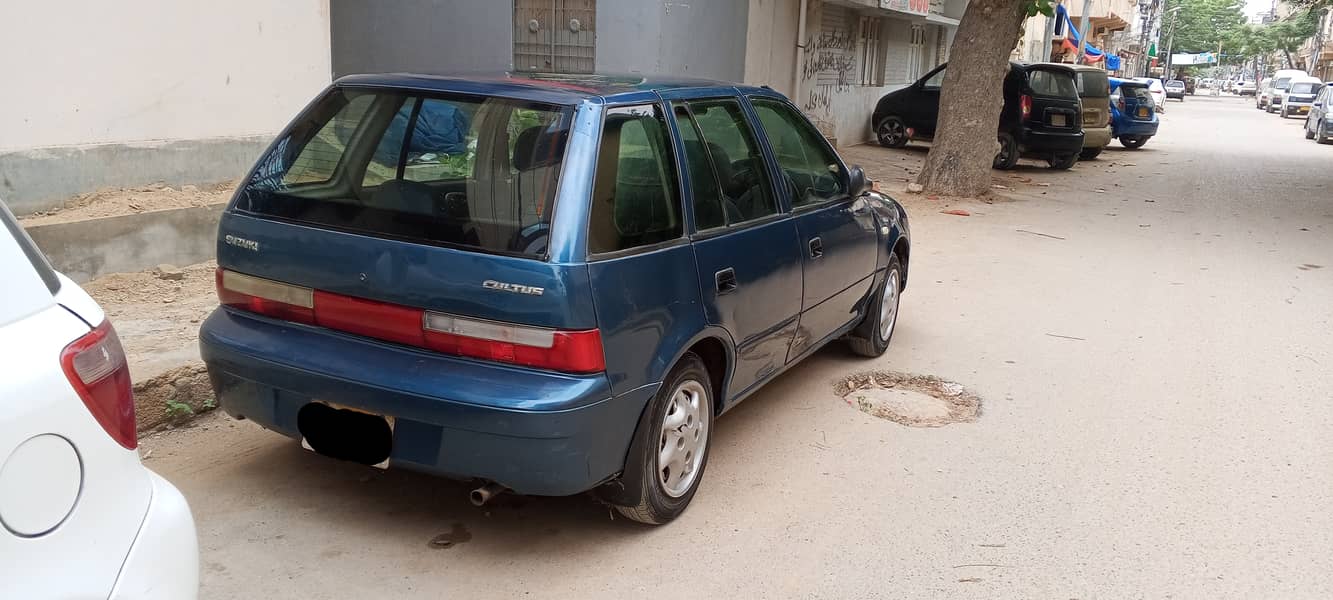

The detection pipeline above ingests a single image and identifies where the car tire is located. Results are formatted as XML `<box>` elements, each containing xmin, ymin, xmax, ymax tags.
<box><xmin>1120</xmin><ymin>136</ymin><xmax>1147</xmax><ymax>149</ymax></box>
<box><xmin>1305</xmin><ymin>123</ymin><xmax>1316</xmax><ymax>139</ymax></box>
<box><xmin>1079</xmin><ymin>147</ymin><xmax>1104</xmax><ymax>161</ymax></box>
<box><xmin>993</xmin><ymin>132</ymin><xmax>1019</xmax><ymax>170</ymax></box>
<box><xmin>1318</xmin><ymin>121</ymin><xmax>1330</xmax><ymax>145</ymax></box>
<box><xmin>1047</xmin><ymin>153</ymin><xmax>1078</xmax><ymax>170</ymax></box>
<box><xmin>602</xmin><ymin>353</ymin><xmax>713</xmax><ymax>525</ymax></box>
<box><xmin>875</xmin><ymin>116</ymin><xmax>910</xmax><ymax>148</ymax></box>
<box><xmin>848</xmin><ymin>254</ymin><xmax>903</xmax><ymax>358</ymax></box>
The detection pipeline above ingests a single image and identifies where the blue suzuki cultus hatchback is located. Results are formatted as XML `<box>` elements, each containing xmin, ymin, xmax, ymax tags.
<box><xmin>200</xmin><ymin>73</ymin><xmax>910</xmax><ymax>524</ymax></box>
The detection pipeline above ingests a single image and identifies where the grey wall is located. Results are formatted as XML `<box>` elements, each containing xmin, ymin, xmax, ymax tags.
<box><xmin>25</xmin><ymin>204</ymin><xmax>223</xmax><ymax>283</ymax></box>
<box><xmin>331</xmin><ymin>0</ymin><xmax>514</xmax><ymax>77</ymax></box>
<box><xmin>596</xmin><ymin>0</ymin><xmax>749</xmax><ymax>81</ymax></box>
<box><xmin>1</xmin><ymin>137</ymin><xmax>268</xmax><ymax>216</ymax></box>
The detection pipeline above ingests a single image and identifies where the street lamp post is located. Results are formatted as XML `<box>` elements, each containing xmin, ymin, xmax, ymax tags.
<box><xmin>1162</xmin><ymin>6</ymin><xmax>1183</xmax><ymax>79</ymax></box>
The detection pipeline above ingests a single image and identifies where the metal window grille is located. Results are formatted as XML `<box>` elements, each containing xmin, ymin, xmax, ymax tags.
<box><xmin>860</xmin><ymin>17</ymin><xmax>884</xmax><ymax>86</ymax></box>
<box><xmin>514</xmin><ymin>0</ymin><xmax>596</xmax><ymax>73</ymax></box>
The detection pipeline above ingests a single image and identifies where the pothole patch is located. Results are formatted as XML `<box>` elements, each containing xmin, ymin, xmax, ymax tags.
<box><xmin>834</xmin><ymin>371</ymin><xmax>980</xmax><ymax>427</ymax></box>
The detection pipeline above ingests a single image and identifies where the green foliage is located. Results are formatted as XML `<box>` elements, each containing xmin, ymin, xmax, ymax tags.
<box><xmin>1164</xmin><ymin>0</ymin><xmax>1249</xmax><ymax>54</ymax></box>
<box><xmin>165</xmin><ymin>399</ymin><xmax>194</xmax><ymax>419</ymax></box>
<box><xmin>1221</xmin><ymin>8</ymin><xmax>1322</xmax><ymax>65</ymax></box>
<box><xmin>1023</xmin><ymin>0</ymin><xmax>1056</xmax><ymax>17</ymax></box>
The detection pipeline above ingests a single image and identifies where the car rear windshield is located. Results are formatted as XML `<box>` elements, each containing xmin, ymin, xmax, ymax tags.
<box><xmin>235</xmin><ymin>88</ymin><xmax>574</xmax><ymax>258</ymax></box>
<box><xmin>1290</xmin><ymin>82</ymin><xmax>1320</xmax><ymax>95</ymax></box>
<box><xmin>1076</xmin><ymin>71</ymin><xmax>1110</xmax><ymax>97</ymax></box>
<box><xmin>1028</xmin><ymin>69</ymin><xmax>1078</xmax><ymax>99</ymax></box>
<box><xmin>1166</xmin><ymin>80</ymin><xmax>1184</xmax><ymax>88</ymax></box>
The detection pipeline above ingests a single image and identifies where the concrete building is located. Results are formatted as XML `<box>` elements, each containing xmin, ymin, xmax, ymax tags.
<box><xmin>1</xmin><ymin>0</ymin><xmax>333</xmax><ymax>215</ymax></box>
<box><xmin>2</xmin><ymin>0</ymin><xmax>964</xmax><ymax>214</ymax></box>
<box><xmin>332</xmin><ymin>0</ymin><xmax>967</xmax><ymax>146</ymax></box>
<box><xmin>1016</xmin><ymin>0</ymin><xmax>1137</xmax><ymax>71</ymax></box>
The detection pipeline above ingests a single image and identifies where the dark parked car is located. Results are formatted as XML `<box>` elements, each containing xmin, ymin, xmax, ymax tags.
<box><xmin>199</xmin><ymin>73</ymin><xmax>911</xmax><ymax>525</ymax></box>
<box><xmin>1108</xmin><ymin>77</ymin><xmax>1159</xmax><ymax>149</ymax></box>
<box><xmin>872</xmin><ymin>62</ymin><xmax>1084</xmax><ymax>170</ymax></box>
<box><xmin>1304</xmin><ymin>82</ymin><xmax>1333</xmax><ymax>142</ymax></box>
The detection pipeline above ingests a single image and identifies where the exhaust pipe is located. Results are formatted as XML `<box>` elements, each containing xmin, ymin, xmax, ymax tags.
<box><xmin>469</xmin><ymin>482</ymin><xmax>506</xmax><ymax>507</ymax></box>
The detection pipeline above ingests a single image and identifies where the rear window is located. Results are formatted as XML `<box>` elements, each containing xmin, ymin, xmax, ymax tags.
<box><xmin>1165</xmin><ymin>80</ymin><xmax>1185</xmax><ymax>89</ymax></box>
<box><xmin>1128</xmin><ymin>87</ymin><xmax>1155</xmax><ymax>105</ymax></box>
<box><xmin>1291</xmin><ymin>82</ymin><xmax>1320</xmax><ymax>95</ymax></box>
<box><xmin>237</xmin><ymin>88</ymin><xmax>574</xmax><ymax>258</ymax></box>
<box><xmin>1076</xmin><ymin>71</ymin><xmax>1110</xmax><ymax>97</ymax></box>
<box><xmin>1028</xmin><ymin>70</ymin><xmax>1078</xmax><ymax>99</ymax></box>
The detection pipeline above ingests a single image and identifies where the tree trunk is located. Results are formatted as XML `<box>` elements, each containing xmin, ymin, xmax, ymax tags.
<box><xmin>915</xmin><ymin>0</ymin><xmax>1029</xmax><ymax>197</ymax></box>
<box><xmin>1283</xmin><ymin>49</ymin><xmax>1294</xmax><ymax>69</ymax></box>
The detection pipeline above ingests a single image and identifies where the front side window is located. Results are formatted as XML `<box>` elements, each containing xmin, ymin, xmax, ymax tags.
<box><xmin>1273</xmin><ymin>77</ymin><xmax>1292</xmax><ymax>91</ymax></box>
<box><xmin>922</xmin><ymin>67</ymin><xmax>946</xmax><ymax>90</ymax></box>
<box><xmin>751</xmin><ymin>99</ymin><xmax>846</xmax><ymax>208</ymax></box>
<box><xmin>239</xmin><ymin>88</ymin><xmax>572</xmax><ymax>258</ymax></box>
<box><xmin>587</xmin><ymin>104</ymin><xmax>683</xmax><ymax>254</ymax></box>
<box><xmin>1076</xmin><ymin>71</ymin><xmax>1110</xmax><ymax>97</ymax></box>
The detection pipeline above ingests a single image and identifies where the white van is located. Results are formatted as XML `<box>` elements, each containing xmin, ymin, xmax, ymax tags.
<box><xmin>1260</xmin><ymin>69</ymin><xmax>1309</xmax><ymax>113</ymax></box>
<box><xmin>1280</xmin><ymin>76</ymin><xmax>1325</xmax><ymax>118</ymax></box>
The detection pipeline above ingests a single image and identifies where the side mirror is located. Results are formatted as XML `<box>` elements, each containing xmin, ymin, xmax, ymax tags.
<box><xmin>846</xmin><ymin>165</ymin><xmax>870</xmax><ymax>197</ymax></box>
<box><xmin>1316</xmin><ymin>102</ymin><xmax>1325</xmax><ymax>108</ymax></box>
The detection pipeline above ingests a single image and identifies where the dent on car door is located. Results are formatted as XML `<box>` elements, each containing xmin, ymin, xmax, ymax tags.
<box><xmin>670</xmin><ymin>99</ymin><xmax>802</xmax><ymax>402</ymax></box>
<box><xmin>748</xmin><ymin>97</ymin><xmax>878</xmax><ymax>360</ymax></box>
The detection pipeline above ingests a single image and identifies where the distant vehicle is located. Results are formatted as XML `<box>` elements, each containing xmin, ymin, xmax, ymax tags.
<box><xmin>1280</xmin><ymin>77</ymin><xmax>1323</xmax><ymax>118</ymax></box>
<box><xmin>1183</xmin><ymin>78</ymin><xmax>1197</xmax><ymax>95</ymax></box>
<box><xmin>0</xmin><ymin>200</ymin><xmax>199</xmax><ymax>598</ymax></box>
<box><xmin>200</xmin><ymin>72</ymin><xmax>912</xmax><ymax>525</ymax></box>
<box><xmin>1201</xmin><ymin>77</ymin><xmax>1215</xmax><ymax>89</ymax></box>
<box><xmin>1109</xmin><ymin>77</ymin><xmax>1159</xmax><ymax>149</ymax></box>
<box><xmin>1236</xmin><ymin>80</ymin><xmax>1257</xmax><ymax>96</ymax></box>
<box><xmin>874</xmin><ymin>61</ymin><xmax>1084</xmax><ymax>169</ymax></box>
<box><xmin>1259</xmin><ymin>69</ymin><xmax>1308</xmax><ymax>111</ymax></box>
<box><xmin>1303</xmin><ymin>82</ymin><xmax>1333</xmax><ymax>143</ymax></box>
<box><xmin>1165</xmin><ymin>80</ymin><xmax>1187</xmax><ymax>101</ymax></box>
<box><xmin>1134</xmin><ymin>78</ymin><xmax>1167</xmax><ymax>111</ymax></box>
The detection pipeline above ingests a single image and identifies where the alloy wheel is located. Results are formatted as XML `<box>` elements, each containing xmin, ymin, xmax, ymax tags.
<box><xmin>658</xmin><ymin>380</ymin><xmax>709</xmax><ymax>498</ymax></box>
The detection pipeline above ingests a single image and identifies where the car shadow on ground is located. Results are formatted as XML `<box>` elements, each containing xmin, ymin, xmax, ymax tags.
<box><xmin>186</xmin><ymin>340</ymin><xmax>879</xmax><ymax>563</ymax></box>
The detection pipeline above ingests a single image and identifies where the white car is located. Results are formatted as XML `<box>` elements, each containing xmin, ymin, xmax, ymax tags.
<box><xmin>1134</xmin><ymin>77</ymin><xmax>1167</xmax><ymax>111</ymax></box>
<box><xmin>0</xmin><ymin>200</ymin><xmax>198</xmax><ymax>599</ymax></box>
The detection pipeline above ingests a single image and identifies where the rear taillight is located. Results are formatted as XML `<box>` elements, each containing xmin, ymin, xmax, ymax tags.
<box><xmin>61</xmin><ymin>320</ymin><xmax>136</xmax><ymax>450</ymax></box>
<box><xmin>217</xmin><ymin>268</ymin><xmax>315</xmax><ymax>325</ymax></box>
<box><xmin>1020</xmin><ymin>95</ymin><xmax>1033</xmax><ymax>120</ymax></box>
<box><xmin>217</xmin><ymin>269</ymin><xmax>606</xmax><ymax>374</ymax></box>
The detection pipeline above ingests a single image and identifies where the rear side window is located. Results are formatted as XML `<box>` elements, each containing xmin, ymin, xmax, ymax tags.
<box><xmin>1076</xmin><ymin>71</ymin><xmax>1109</xmax><ymax>97</ymax></box>
<box><xmin>587</xmin><ymin>104</ymin><xmax>683</xmax><ymax>254</ymax></box>
<box><xmin>1029</xmin><ymin>70</ymin><xmax>1078</xmax><ymax>99</ymax></box>
<box><xmin>239</xmin><ymin>88</ymin><xmax>572</xmax><ymax>258</ymax></box>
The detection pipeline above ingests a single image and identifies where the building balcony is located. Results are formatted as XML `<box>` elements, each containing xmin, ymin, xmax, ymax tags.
<box><xmin>1064</xmin><ymin>0</ymin><xmax>1134</xmax><ymax>33</ymax></box>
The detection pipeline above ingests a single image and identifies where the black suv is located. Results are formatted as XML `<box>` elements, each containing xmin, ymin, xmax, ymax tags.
<box><xmin>872</xmin><ymin>62</ymin><xmax>1085</xmax><ymax>170</ymax></box>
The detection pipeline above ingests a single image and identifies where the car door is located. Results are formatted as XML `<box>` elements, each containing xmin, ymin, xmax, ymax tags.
<box><xmin>912</xmin><ymin>65</ymin><xmax>947</xmax><ymax>137</ymax></box>
<box><xmin>747</xmin><ymin>96</ymin><xmax>879</xmax><ymax>361</ymax></box>
<box><xmin>1312</xmin><ymin>86</ymin><xmax>1329</xmax><ymax>132</ymax></box>
<box><xmin>667</xmin><ymin>97</ymin><xmax>802</xmax><ymax>402</ymax></box>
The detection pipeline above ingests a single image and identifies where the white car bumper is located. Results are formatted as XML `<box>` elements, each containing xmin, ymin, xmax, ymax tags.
<box><xmin>108</xmin><ymin>470</ymin><xmax>199</xmax><ymax>600</ymax></box>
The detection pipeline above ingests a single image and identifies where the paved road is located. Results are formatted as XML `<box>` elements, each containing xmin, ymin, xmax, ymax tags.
<box><xmin>146</xmin><ymin>94</ymin><xmax>1333</xmax><ymax>599</ymax></box>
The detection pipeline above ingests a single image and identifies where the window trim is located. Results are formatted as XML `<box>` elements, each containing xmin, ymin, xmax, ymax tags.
<box><xmin>584</xmin><ymin>101</ymin><xmax>688</xmax><ymax>260</ymax></box>
<box><xmin>746</xmin><ymin>95</ymin><xmax>851</xmax><ymax>212</ymax></box>
<box><xmin>671</xmin><ymin>96</ymin><xmax>784</xmax><ymax>233</ymax></box>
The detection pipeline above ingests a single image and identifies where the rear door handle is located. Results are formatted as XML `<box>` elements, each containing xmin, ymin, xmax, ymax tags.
<box><xmin>809</xmin><ymin>237</ymin><xmax>824</xmax><ymax>259</ymax></box>
<box><xmin>715</xmin><ymin>268</ymin><xmax>738</xmax><ymax>294</ymax></box>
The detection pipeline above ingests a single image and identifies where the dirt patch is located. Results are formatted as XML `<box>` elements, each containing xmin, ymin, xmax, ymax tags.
<box><xmin>19</xmin><ymin>181</ymin><xmax>235</xmax><ymax>226</ymax></box>
<box><xmin>82</xmin><ymin>261</ymin><xmax>221</xmax><ymax>432</ymax></box>
<box><xmin>834</xmin><ymin>371</ymin><xmax>981</xmax><ymax>427</ymax></box>
<box><xmin>133</xmin><ymin>364</ymin><xmax>217</xmax><ymax>432</ymax></box>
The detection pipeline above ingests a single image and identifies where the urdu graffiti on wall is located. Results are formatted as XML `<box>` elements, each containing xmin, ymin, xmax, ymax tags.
<box><xmin>801</xmin><ymin>29</ymin><xmax>857</xmax><ymax>114</ymax></box>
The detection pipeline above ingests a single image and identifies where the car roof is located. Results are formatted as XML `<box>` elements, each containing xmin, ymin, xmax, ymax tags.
<box><xmin>332</xmin><ymin>71</ymin><xmax>768</xmax><ymax>105</ymax></box>
<box><xmin>1025</xmin><ymin>62</ymin><xmax>1103</xmax><ymax>73</ymax></box>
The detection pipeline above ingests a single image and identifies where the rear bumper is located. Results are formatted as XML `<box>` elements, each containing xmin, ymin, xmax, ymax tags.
<box><xmin>199</xmin><ymin>308</ymin><xmax>648</xmax><ymax>496</ymax></box>
<box><xmin>1082</xmin><ymin>126</ymin><xmax>1113</xmax><ymax>149</ymax></box>
<box><xmin>1019</xmin><ymin>129</ymin><xmax>1084</xmax><ymax>155</ymax></box>
<box><xmin>1115</xmin><ymin>121</ymin><xmax>1158</xmax><ymax>138</ymax></box>
<box><xmin>109</xmin><ymin>471</ymin><xmax>198</xmax><ymax>600</ymax></box>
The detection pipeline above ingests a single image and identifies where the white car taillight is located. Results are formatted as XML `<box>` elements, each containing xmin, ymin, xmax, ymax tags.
<box><xmin>60</xmin><ymin>320</ymin><xmax>136</xmax><ymax>449</ymax></box>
